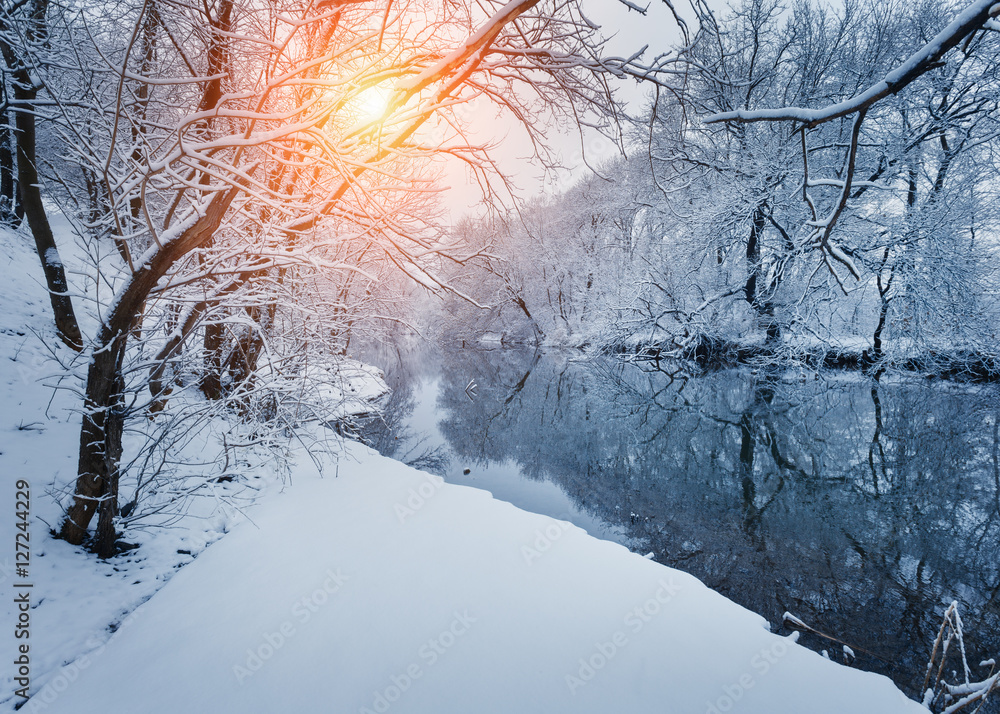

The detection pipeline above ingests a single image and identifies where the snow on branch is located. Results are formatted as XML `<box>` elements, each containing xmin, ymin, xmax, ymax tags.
<box><xmin>705</xmin><ymin>0</ymin><xmax>1000</xmax><ymax>128</ymax></box>
<box><xmin>616</xmin><ymin>0</ymin><xmax>649</xmax><ymax>14</ymax></box>
<box><xmin>394</xmin><ymin>0</ymin><xmax>542</xmax><ymax>96</ymax></box>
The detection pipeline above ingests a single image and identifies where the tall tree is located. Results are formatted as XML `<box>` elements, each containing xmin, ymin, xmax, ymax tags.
<box><xmin>0</xmin><ymin>0</ymin><xmax>82</xmax><ymax>349</ymax></box>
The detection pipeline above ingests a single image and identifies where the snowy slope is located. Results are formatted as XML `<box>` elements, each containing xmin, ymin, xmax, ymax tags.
<box><xmin>0</xmin><ymin>220</ymin><xmax>377</xmax><ymax>713</ymax></box>
<box><xmin>25</xmin><ymin>440</ymin><xmax>924</xmax><ymax>714</ymax></box>
<box><xmin>0</xmin><ymin>221</ymin><xmax>260</xmax><ymax>712</ymax></box>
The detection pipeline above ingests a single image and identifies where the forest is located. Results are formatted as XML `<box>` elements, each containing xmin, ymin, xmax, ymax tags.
<box><xmin>2</xmin><ymin>0</ymin><xmax>1000</xmax><ymax>711</ymax></box>
<box><xmin>438</xmin><ymin>0</ymin><xmax>1000</xmax><ymax>379</ymax></box>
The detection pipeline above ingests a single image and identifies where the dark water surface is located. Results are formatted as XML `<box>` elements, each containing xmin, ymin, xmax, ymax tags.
<box><xmin>358</xmin><ymin>345</ymin><xmax>1000</xmax><ymax>705</ymax></box>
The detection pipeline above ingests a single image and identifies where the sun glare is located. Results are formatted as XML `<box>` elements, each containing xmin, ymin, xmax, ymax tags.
<box><xmin>352</xmin><ymin>85</ymin><xmax>392</xmax><ymax>125</ymax></box>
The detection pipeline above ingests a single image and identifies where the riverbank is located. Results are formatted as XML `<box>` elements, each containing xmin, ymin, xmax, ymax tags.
<box><xmin>617</xmin><ymin>333</ymin><xmax>1000</xmax><ymax>383</ymax></box>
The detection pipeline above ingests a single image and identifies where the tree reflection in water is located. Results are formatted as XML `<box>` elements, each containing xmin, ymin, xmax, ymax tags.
<box><xmin>363</xmin><ymin>345</ymin><xmax>1000</xmax><ymax>704</ymax></box>
<box><xmin>353</xmin><ymin>342</ymin><xmax>451</xmax><ymax>475</ymax></box>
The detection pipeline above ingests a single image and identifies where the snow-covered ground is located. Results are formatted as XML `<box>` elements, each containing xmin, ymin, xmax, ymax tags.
<box><xmin>1</xmin><ymin>221</ymin><xmax>926</xmax><ymax>713</ymax></box>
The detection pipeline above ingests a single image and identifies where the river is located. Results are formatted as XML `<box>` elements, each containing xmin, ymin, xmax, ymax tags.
<box><xmin>355</xmin><ymin>343</ymin><xmax>1000</xmax><ymax>705</ymax></box>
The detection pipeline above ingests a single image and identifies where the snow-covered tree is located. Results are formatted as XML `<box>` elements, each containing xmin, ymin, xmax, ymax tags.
<box><xmin>703</xmin><ymin>0</ymin><xmax>1000</xmax><ymax>366</ymax></box>
<box><xmin>0</xmin><ymin>0</ymin><xmax>82</xmax><ymax>349</ymax></box>
<box><xmin>47</xmin><ymin>0</ymin><xmax>694</xmax><ymax>556</ymax></box>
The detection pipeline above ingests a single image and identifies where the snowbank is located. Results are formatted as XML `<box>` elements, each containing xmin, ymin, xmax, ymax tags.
<box><xmin>23</xmin><ymin>441</ymin><xmax>923</xmax><ymax>714</ymax></box>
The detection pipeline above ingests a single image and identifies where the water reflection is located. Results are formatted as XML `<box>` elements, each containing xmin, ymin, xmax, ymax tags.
<box><xmin>360</xmin><ymin>345</ymin><xmax>1000</xmax><ymax>703</ymax></box>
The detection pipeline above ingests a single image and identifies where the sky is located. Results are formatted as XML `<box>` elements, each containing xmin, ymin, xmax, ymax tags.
<box><xmin>440</xmin><ymin>0</ymin><xmax>697</xmax><ymax>218</ymax></box>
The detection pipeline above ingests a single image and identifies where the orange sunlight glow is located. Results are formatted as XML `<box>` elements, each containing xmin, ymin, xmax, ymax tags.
<box><xmin>350</xmin><ymin>84</ymin><xmax>393</xmax><ymax>126</ymax></box>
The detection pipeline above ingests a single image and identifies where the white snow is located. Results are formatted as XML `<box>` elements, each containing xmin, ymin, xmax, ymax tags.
<box><xmin>42</xmin><ymin>247</ymin><xmax>62</xmax><ymax>269</ymax></box>
<box><xmin>19</xmin><ymin>441</ymin><xmax>926</xmax><ymax>714</ymax></box>
<box><xmin>0</xmin><ymin>221</ymin><xmax>927</xmax><ymax>713</ymax></box>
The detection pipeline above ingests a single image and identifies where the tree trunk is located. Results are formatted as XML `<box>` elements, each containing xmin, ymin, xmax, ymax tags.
<box><xmin>60</xmin><ymin>187</ymin><xmax>239</xmax><ymax>556</ymax></box>
<box><xmin>867</xmin><ymin>382</ymin><xmax>886</xmax><ymax>496</ymax></box>
<box><xmin>60</xmin><ymin>334</ymin><xmax>127</xmax><ymax>555</ymax></box>
<box><xmin>15</xmin><ymin>93</ymin><xmax>83</xmax><ymax>351</ymax></box>
<box><xmin>872</xmin><ymin>297</ymin><xmax>889</xmax><ymax>363</ymax></box>
<box><xmin>1</xmin><ymin>0</ymin><xmax>82</xmax><ymax>350</ymax></box>
<box><xmin>128</xmin><ymin>3</ymin><xmax>159</xmax><ymax>225</ymax></box>
<box><xmin>0</xmin><ymin>88</ymin><xmax>22</xmax><ymax>226</ymax></box>
<box><xmin>513</xmin><ymin>294</ymin><xmax>545</xmax><ymax>344</ymax></box>
<box><xmin>196</xmin><ymin>0</ymin><xmax>235</xmax><ymax>395</ymax></box>
<box><xmin>200</xmin><ymin>318</ymin><xmax>227</xmax><ymax>400</ymax></box>
<box><xmin>744</xmin><ymin>203</ymin><xmax>779</xmax><ymax>342</ymax></box>
<box><xmin>871</xmin><ymin>246</ymin><xmax>893</xmax><ymax>370</ymax></box>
